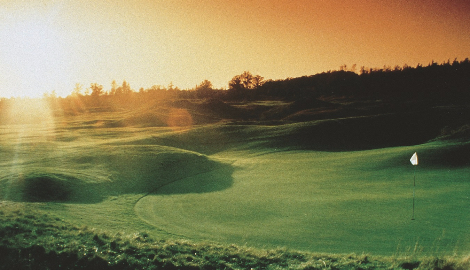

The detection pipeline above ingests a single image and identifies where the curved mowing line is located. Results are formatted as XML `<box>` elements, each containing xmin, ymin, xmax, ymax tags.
<box><xmin>131</xmin><ymin>147</ymin><xmax>470</xmax><ymax>255</ymax></box>
<box><xmin>132</xmin><ymin>161</ymin><xmax>235</xmax><ymax>238</ymax></box>
<box><xmin>133</xmin><ymin>155</ymin><xmax>235</xmax><ymax>214</ymax></box>
<box><xmin>133</xmin><ymin>164</ymin><xmax>225</xmax><ymax>205</ymax></box>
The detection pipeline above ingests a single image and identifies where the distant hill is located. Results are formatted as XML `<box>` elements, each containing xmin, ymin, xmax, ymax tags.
<box><xmin>1</xmin><ymin>59</ymin><xmax>469</xmax><ymax>146</ymax></box>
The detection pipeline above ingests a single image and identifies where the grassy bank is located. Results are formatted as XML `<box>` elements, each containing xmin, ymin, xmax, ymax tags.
<box><xmin>1</xmin><ymin>202</ymin><xmax>468</xmax><ymax>270</ymax></box>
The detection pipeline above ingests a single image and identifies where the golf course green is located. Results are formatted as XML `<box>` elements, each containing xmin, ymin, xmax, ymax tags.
<box><xmin>1</xmin><ymin>112</ymin><xmax>468</xmax><ymax>256</ymax></box>
<box><xmin>0</xmin><ymin>92</ymin><xmax>468</xmax><ymax>268</ymax></box>
<box><xmin>135</xmin><ymin>130</ymin><xmax>469</xmax><ymax>256</ymax></box>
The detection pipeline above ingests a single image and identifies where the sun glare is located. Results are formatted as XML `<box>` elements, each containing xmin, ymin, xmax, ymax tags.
<box><xmin>0</xmin><ymin>14</ymin><xmax>69</xmax><ymax>98</ymax></box>
<box><xmin>3</xmin><ymin>98</ymin><xmax>55</xmax><ymax>127</ymax></box>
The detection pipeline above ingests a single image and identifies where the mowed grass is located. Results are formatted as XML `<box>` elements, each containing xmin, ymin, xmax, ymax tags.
<box><xmin>0</xmin><ymin>109</ymin><xmax>469</xmax><ymax>268</ymax></box>
<box><xmin>136</xmin><ymin>141</ymin><xmax>470</xmax><ymax>256</ymax></box>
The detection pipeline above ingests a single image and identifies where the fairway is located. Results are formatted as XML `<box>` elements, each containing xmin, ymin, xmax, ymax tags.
<box><xmin>0</xmin><ymin>110</ymin><xmax>469</xmax><ymax>260</ymax></box>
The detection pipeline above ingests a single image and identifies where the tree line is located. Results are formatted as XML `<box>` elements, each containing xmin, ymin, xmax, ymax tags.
<box><xmin>76</xmin><ymin>58</ymin><xmax>469</xmax><ymax>102</ymax></box>
<box><xmin>254</xmin><ymin>58</ymin><xmax>470</xmax><ymax>102</ymax></box>
<box><xmin>2</xmin><ymin>58</ymin><xmax>468</xmax><ymax>113</ymax></box>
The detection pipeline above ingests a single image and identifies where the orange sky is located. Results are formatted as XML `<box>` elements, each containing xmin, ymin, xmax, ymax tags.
<box><xmin>0</xmin><ymin>0</ymin><xmax>469</xmax><ymax>97</ymax></box>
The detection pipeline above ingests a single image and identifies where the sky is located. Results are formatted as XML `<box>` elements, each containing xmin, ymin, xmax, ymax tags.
<box><xmin>0</xmin><ymin>0</ymin><xmax>469</xmax><ymax>98</ymax></box>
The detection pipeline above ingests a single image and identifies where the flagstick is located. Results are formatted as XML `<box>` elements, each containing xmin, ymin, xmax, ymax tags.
<box><xmin>412</xmin><ymin>166</ymin><xmax>416</xmax><ymax>220</ymax></box>
<box><xmin>409</xmin><ymin>152</ymin><xmax>418</xmax><ymax>220</ymax></box>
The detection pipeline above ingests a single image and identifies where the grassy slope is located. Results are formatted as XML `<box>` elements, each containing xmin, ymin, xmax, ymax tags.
<box><xmin>135</xmin><ymin>141</ymin><xmax>470</xmax><ymax>256</ymax></box>
<box><xmin>1</xmin><ymin>202</ymin><xmax>469</xmax><ymax>270</ymax></box>
<box><xmin>0</xmin><ymin>100</ymin><xmax>469</xmax><ymax>269</ymax></box>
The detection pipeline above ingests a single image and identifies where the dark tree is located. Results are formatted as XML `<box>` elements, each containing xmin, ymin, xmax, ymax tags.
<box><xmin>252</xmin><ymin>74</ymin><xmax>265</xmax><ymax>88</ymax></box>
<box><xmin>241</xmin><ymin>71</ymin><xmax>254</xmax><ymax>89</ymax></box>
<box><xmin>196</xmin><ymin>79</ymin><xmax>213</xmax><ymax>91</ymax></box>
<box><xmin>90</xmin><ymin>83</ymin><xmax>104</xmax><ymax>97</ymax></box>
<box><xmin>228</xmin><ymin>75</ymin><xmax>243</xmax><ymax>91</ymax></box>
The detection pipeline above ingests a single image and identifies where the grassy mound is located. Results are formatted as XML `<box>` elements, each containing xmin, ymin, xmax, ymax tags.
<box><xmin>9</xmin><ymin>173</ymin><xmax>75</xmax><ymax>202</ymax></box>
<box><xmin>1</xmin><ymin>202</ymin><xmax>468</xmax><ymax>270</ymax></box>
<box><xmin>149</xmin><ymin>108</ymin><xmax>469</xmax><ymax>155</ymax></box>
<box><xmin>260</xmin><ymin>111</ymin><xmax>449</xmax><ymax>151</ymax></box>
<box><xmin>0</xmin><ymin>169</ymin><xmax>106</xmax><ymax>203</ymax></box>
<box><xmin>0</xmin><ymin>141</ymin><xmax>232</xmax><ymax>203</ymax></box>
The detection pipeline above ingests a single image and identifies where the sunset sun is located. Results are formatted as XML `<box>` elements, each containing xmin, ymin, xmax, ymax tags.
<box><xmin>0</xmin><ymin>13</ymin><xmax>69</xmax><ymax>98</ymax></box>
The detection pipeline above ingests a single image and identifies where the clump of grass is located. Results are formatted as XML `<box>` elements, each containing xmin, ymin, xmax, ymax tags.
<box><xmin>0</xmin><ymin>201</ymin><xmax>468</xmax><ymax>269</ymax></box>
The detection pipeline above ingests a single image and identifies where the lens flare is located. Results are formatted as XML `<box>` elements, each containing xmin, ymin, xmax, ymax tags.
<box><xmin>167</xmin><ymin>108</ymin><xmax>193</xmax><ymax>130</ymax></box>
<box><xmin>1</xmin><ymin>98</ymin><xmax>57</xmax><ymax>200</ymax></box>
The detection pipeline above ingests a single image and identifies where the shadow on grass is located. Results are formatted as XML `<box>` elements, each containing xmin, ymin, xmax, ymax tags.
<box><xmin>0</xmin><ymin>172</ymin><xmax>106</xmax><ymax>204</ymax></box>
<box><xmin>149</xmin><ymin>107</ymin><xmax>469</xmax><ymax>155</ymax></box>
<box><xmin>151</xmin><ymin>161</ymin><xmax>234</xmax><ymax>195</ymax></box>
<box><xmin>377</xmin><ymin>141</ymin><xmax>470</xmax><ymax>170</ymax></box>
<box><xmin>0</xmin><ymin>155</ymin><xmax>234</xmax><ymax>204</ymax></box>
<box><xmin>263</xmin><ymin>109</ymin><xmax>466</xmax><ymax>152</ymax></box>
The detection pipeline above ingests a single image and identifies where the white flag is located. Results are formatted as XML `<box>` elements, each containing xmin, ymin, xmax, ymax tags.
<box><xmin>410</xmin><ymin>152</ymin><xmax>418</xmax><ymax>165</ymax></box>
